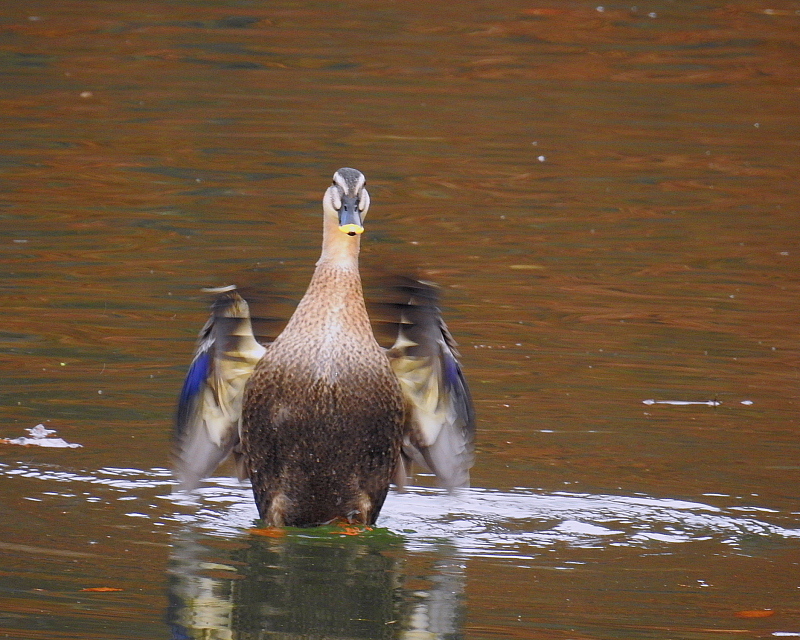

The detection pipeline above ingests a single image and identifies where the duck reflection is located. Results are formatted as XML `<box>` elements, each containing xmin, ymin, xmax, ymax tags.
<box><xmin>167</xmin><ymin>527</ymin><xmax>465</xmax><ymax>640</ymax></box>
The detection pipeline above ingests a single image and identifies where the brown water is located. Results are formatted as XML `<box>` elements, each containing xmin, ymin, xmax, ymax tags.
<box><xmin>1</xmin><ymin>1</ymin><xmax>799</xmax><ymax>638</ymax></box>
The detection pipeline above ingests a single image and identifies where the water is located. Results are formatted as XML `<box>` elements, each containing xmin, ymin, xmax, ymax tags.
<box><xmin>3</xmin><ymin>462</ymin><xmax>799</xmax><ymax>638</ymax></box>
<box><xmin>1</xmin><ymin>0</ymin><xmax>799</xmax><ymax>638</ymax></box>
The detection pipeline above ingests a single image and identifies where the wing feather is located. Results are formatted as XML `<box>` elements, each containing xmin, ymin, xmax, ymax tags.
<box><xmin>387</xmin><ymin>279</ymin><xmax>475</xmax><ymax>489</ymax></box>
<box><xmin>174</xmin><ymin>288</ymin><xmax>266</xmax><ymax>491</ymax></box>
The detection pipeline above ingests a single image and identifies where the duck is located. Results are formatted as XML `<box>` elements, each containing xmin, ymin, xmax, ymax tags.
<box><xmin>173</xmin><ymin>168</ymin><xmax>475</xmax><ymax>527</ymax></box>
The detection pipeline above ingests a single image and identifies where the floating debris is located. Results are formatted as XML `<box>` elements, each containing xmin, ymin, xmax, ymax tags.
<box><xmin>0</xmin><ymin>424</ymin><xmax>82</xmax><ymax>448</ymax></box>
<box><xmin>642</xmin><ymin>399</ymin><xmax>721</xmax><ymax>407</ymax></box>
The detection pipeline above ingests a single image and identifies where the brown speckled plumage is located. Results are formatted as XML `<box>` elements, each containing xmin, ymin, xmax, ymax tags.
<box><xmin>242</xmin><ymin>262</ymin><xmax>404</xmax><ymax>526</ymax></box>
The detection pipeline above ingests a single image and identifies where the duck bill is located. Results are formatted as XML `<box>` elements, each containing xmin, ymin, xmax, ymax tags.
<box><xmin>338</xmin><ymin>197</ymin><xmax>364</xmax><ymax>236</ymax></box>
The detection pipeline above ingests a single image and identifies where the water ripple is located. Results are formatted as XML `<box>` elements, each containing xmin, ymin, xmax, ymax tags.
<box><xmin>2</xmin><ymin>462</ymin><xmax>797</xmax><ymax>558</ymax></box>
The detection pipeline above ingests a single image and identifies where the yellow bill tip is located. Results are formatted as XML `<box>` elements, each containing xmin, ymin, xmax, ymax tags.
<box><xmin>339</xmin><ymin>223</ymin><xmax>364</xmax><ymax>236</ymax></box>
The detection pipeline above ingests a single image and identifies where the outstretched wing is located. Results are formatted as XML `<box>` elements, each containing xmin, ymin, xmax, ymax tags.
<box><xmin>387</xmin><ymin>279</ymin><xmax>475</xmax><ymax>489</ymax></box>
<box><xmin>174</xmin><ymin>287</ymin><xmax>267</xmax><ymax>491</ymax></box>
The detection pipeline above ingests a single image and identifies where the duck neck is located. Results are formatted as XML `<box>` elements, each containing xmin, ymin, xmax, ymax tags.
<box><xmin>287</xmin><ymin>213</ymin><xmax>369</xmax><ymax>335</ymax></box>
<box><xmin>317</xmin><ymin>212</ymin><xmax>360</xmax><ymax>270</ymax></box>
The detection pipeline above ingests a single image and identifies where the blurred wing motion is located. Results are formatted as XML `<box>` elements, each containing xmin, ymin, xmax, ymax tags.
<box><xmin>174</xmin><ymin>287</ymin><xmax>266</xmax><ymax>491</ymax></box>
<box><xmin>387</xmin><ymin>279</ymin><xmax>475</xmax><ymax>489</ymax></box>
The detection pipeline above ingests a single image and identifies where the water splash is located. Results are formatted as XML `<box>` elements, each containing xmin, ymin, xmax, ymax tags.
<box><xmin>2</xmin><ymin>462</ymin><xmax>797</xmax><ymax>560</ymax></box>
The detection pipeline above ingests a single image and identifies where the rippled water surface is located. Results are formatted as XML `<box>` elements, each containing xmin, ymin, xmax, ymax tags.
<box><xmin>1</xmin><ymin>1</ymin><xmax>799</xmax><ymax>638</ymax></box>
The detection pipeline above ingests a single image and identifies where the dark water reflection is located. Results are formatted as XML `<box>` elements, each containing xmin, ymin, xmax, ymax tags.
<box><xmin>2</xmin><ymin>0</ymin><xmax>800</xmax><ymax>638</ymax></box>
<box><xmin>168</xmin><ymin>529</ymin><xmax>464</xmax><ymax>640</ymax></box>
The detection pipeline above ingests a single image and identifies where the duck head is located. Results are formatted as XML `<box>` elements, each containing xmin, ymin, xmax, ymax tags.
<box><xmin>323</xmin><ymin>167</ymin><xmax>371</xmax><ymax>236</ymax></box>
